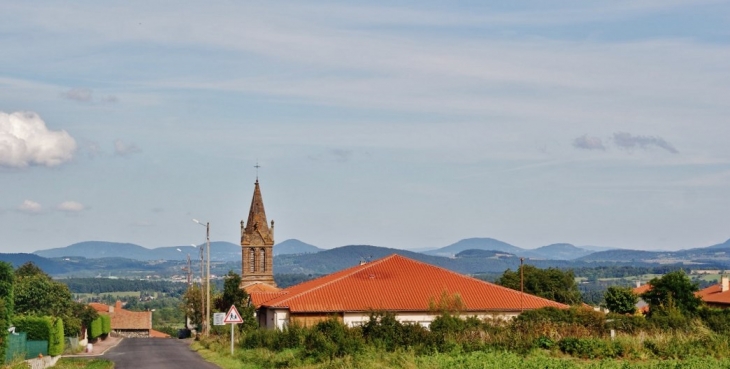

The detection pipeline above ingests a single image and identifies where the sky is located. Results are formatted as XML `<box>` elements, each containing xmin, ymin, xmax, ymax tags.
<box><xmin>2</xmin><ymin>1</ymin><xmax>730</xmax><ymax>253</ymax></box>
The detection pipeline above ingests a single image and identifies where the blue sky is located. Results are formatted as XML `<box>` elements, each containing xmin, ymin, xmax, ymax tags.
<box><xmin>2</xmin><ymin>1</ymin><xmax>729</xmax><ymax>253</ymax></box>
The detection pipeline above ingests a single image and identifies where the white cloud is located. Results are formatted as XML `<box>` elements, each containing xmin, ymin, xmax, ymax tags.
<box><xmin>113</xmin><ymin>139</ymin><xmax>141</xmax><ymax>156</ymax></box>
<box><xmin>17</xmin><ymin>200</ymin><xmax>43</xmax><ymax>214</ymax></box>
<box><xmin>0</xmin><ymin>111</ymin><xmax>77</xmax><ymax>168</ymax></box>
<box><xmin>56</xmin><ymin>201</ymin><xmax>85</xmax><ymax>212</ymax></box>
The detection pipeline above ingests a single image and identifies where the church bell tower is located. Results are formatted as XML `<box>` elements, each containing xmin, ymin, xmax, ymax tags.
<box><xmin>240</xmin><ymin>179</ymin><xmax>276</xmax><ymax>288</ymax></box>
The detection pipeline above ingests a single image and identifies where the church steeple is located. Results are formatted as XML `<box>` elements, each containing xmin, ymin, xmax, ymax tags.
<box><xmin>240</xmin><ymin>179</ymin><xmax>276</xmax><ymax>287</ymax></box>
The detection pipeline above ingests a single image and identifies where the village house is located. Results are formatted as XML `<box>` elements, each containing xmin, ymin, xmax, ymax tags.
<box><xmin>89</xmin><ymin>301</ymin><xmax>169</xmax><ymax>338</ymax></box>
<box><xmin>249</xmin><ymin>254</ymin><xmax>568</xmax><ymax>329</ymax></box>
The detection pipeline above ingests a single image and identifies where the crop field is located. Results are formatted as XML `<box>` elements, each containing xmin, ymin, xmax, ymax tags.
<box><xmin>74</xmin><ymin>291</ymin><xmax>140</xmax><ymax>301</ymax></box>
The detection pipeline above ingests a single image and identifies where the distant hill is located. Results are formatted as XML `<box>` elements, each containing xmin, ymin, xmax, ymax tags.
<box><xmin>529</xmin><ymin>243</ymin><xmax>593</xmax><ymax>260</ymax></box>
<box><xmin>274</xmin><ymin>239</ymin><xmax>322</xmax><ymax>256</ymax></box>
<box><xmin>34</xmin><ymin>241</ymin><xmax>242</xmax><ymax>262</ymax></box>
<box><xmin>425</xmin><ymin>238</ymin><xmax>524</xmax><ymax>257</ymax></box>
<box><xmin>0</xmin><ymin>253</ymin><xmax>68</xmax><ymax>274</ymax></box>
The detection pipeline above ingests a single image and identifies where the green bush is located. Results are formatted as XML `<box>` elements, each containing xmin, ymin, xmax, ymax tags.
<box><xmin>606</xmin><ymin>313</ymin><xmax>649</xmax><ymax>334</ymax></box>
<box><xmin>89</xmin><ymin>317</ymin><xmax>103</xmax><ymax>339</ymax></box>
<box><xmin>13</xmin><ymin>316</ymin><xmax>52</xmax><ymax>341</ymax></box>
<box><xmin>48</xmin><ymin>318</ymin><xmax>64</xmax><ymax>356</ymax></box>
<box><xmin>0</xmin><ymin>262</ymin><xmax>14</xmax><ymax>359</ymax></box>
<box><xmin>100</xmin><ymin>315</ymin><xmax>111</xmax><ymax>335</ymax></box>
<box><xmin>558</xmin><ymin>337</ymin><xmax>616</xmax><ymax>359</ymax></box>
<box><xmin>698</xmin><ymin>307</ymin><xmax>730</xmax><ymax>334</ymax></box>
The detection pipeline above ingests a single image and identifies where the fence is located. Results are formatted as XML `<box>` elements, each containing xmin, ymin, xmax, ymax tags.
<box><xmin>25</xmin><ymin>340</ymin><xmax>49</xmax><ymax>359</ymax></box>
<box><xmin>5</xmin><ymin>332</ymin><xmax>27</xmax><ymax>364</ymax></box>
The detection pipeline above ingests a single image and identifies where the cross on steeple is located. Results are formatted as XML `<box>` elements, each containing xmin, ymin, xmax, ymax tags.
<box><xmin>254</xmin><ymin>161</ymin><xmax>261</xmax><ymax>181</ymax></box>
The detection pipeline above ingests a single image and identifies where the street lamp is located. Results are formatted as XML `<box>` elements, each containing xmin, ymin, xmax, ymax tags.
<box><xmin>193</xmin><ymin>219</ymin><xmax>210</xmax><ymax>337</ymax></box>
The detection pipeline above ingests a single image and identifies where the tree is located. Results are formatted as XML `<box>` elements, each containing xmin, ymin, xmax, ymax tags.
<box><xmin>182</xmin><ymin>284</ymin><xmax>203</xmax><ymax>327</ymax></box>
<box><xmin>642</xmin><ymin>270</ymin><xmax>701</xmax><ymax>316</ymax></box>
<box><xmin>214</xmin><ymin>271</ymin><xmax>257</xmax><ymax>331</ymax></box>
<box><xmin>604</xmin><ymin>286</ymin><xmax>638</xmax><ymax>314</ymax></box>
<box><xmin>497</xmin><ymin>265</ymin><xmax>582</xmax><ymax>305</ymax></box>
<box><xmin>13</xmin><ymin>262</ymin><xmax>90</xmax><ymax>336</ymax></box>
<box><xmin>0</xmin><ymin>262</ymin><xmax>14</xmax><ymax>358</ymax></box>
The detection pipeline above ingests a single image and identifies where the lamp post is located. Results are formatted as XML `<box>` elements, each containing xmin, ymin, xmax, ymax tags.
<box><xmin>193</xmin><ymin>219</ymin><xmax>211</xmax><ymax>337</ymax></box>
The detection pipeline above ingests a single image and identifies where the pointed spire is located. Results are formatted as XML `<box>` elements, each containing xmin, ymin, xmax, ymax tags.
<box><xmin>243</xmin><ymin>180</ymin><xmax>272</xmax><ymax>245</ymax></box>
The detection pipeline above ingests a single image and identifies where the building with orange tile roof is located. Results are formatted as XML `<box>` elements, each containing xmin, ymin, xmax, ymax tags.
<box><xmin>90</xmin><ymin>301</ymin><xmax>165</xmax><ymax>338</ymax></box>
<box><xmin>252</xmin><ymin>254</ymin><xmax>569</xmax><ymax>329</ymax></box>
<box><xmin>696</xmin><ymin>276</ymin><xmax>730</xmax><ymax>308</ymax></box>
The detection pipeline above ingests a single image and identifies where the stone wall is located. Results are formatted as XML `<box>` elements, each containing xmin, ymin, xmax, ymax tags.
<box><xmin>112</xmin><ymin>329</ymin><xmax>150</xmax><ymax>338</ymax></box>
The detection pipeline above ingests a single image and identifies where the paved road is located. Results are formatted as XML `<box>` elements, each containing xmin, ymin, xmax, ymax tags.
<box><xmin>102</xmin><ymin>338</ymin><xmax>220</xmax><ymax>369</ymax></box>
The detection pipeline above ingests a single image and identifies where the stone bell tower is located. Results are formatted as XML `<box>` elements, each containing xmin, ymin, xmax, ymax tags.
<box><xmin>240</xmin><ymin>179</ymin><xmax>276</xmax><ymax>288</ymax></box>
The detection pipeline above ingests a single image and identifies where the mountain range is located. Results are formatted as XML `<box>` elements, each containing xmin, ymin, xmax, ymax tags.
<box><xmin>4</xmin><ymin>236</ymin><xmax>726</xmax><ymax>277</ymax></box>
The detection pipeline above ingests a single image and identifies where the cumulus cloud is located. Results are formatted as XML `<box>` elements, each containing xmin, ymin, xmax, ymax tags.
<box><xmin>0</xmin><ymin>111</ymin><xmax>77</xmax><ymax>168</ymax></box>
<box><xmin>113</xmin><ymin>139</ymin><xmax>141</xmax><ymax>156</ymax></box>
<box><xmin>57</xmin><ymin>201</ymin><xmax>85</xmax><ymax>212</ymax></box>
<box><xmin>573</xmin><ymin>135</ymin><xmax>605</xmax><ymax>150</ymax></box>
<box><xmin>613</xmin><ymin>132</ymin><xmax>678</xmax><ymax>154</ymax></box>
<box><xmin>18</xmin><ymin>200</ymin><xmax>43</xmax><ymax>214</ymax></box>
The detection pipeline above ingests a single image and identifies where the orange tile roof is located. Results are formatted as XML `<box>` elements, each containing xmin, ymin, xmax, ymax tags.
<box><xmin>250</xmin><ymin>291</ymin><xmax>289</xmax><ymax>308</ymax></box>
<box><xmin>697</xmin><ymin>284</ymin><xmax>730</xmax><ymax>305</ymax></box>
<box><xmin>87</xmin><ymin>302</ymin><xmax>151</xmax><ymax>330</ymax></box>
<box><xmin>245</xmin><ymin>282</ymin><xmax>281</xmax><ymax>293</ymax></box>
<box><xmin>89</xmin><ymin>303</ymin><xmax>109</xmax><ymax>312</ymax></box>
<box><xmin>633</xmin><ymin>284</ymin><xmax>652</xmax><ymax>295</ymax></box>
<box><xmin>260</xmin><ymin>254</ymin><xmax>568</xmax><ymax>313</ymax></box>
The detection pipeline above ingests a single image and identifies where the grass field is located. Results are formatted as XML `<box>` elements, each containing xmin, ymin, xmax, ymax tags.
<box><xmin>192</xmin><ymin>341</ymin><xmax>730</xmax><ymax>369</ymax></box>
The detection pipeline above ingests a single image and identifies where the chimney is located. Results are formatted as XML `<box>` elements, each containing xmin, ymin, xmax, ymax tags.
<box><xmin>115</xmin><ymin>300</ymin><xmax>123</xmax><ymax>311</ymax></box>
<box><xmin>359</xmin><ymin>260</ymin><xmax>367</xmax><ymax>266</ymax></box>
<box><xmin>635</xmin><ymin>280</ymin><xmax>641</xmax><ymax>288</ymax></box>
<box><xmin>722</xmin><ymin>276</ymin><xmax>729</xmax><ymax>293</ymax></box>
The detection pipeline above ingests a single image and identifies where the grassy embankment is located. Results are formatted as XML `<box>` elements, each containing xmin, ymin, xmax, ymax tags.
<box><xmin>192</xmin><ymin>338</ymin><xmax>730</xmax><ymax>369</ymax></box>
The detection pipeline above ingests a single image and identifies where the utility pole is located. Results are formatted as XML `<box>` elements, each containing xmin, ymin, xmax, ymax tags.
<box><xmin>205</xmin><ymin>222</ymin><xmax>211</xmax><ymax>337</ymax></box>
<box><xmin>199</xmin><ymin>243</ymin><xmax>205</xmax><ymax>335</ymax></box>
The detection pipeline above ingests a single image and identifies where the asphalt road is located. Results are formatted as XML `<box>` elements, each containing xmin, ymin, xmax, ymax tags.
<box><xmin>102</xmin><ymin>338</ymin><xmax>221</xmax><ymax>369</ymax></box>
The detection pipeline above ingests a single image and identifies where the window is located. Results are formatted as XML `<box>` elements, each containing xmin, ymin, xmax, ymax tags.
<box><xmin>250</xmin><ymin>248</ymin><xmax>256</xmax><ymax>273</ymax></box>
<box><xmin>260</xmin><ymin>248</ymin><xmax>266</xmax><ymax>272</ymax></box>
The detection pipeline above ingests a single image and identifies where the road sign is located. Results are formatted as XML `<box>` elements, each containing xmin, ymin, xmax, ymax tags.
<box><xmin>223</xmin><ymin>305</ymin><xmax>244</xmax><ymax>324</ymax></box>
<box><xmin>213</xmin><ymin>313</ymin><xmax>225</xmax><ymax>326</ymax></box>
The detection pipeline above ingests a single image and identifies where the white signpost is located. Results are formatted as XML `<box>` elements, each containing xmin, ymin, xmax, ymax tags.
<box><xmin>223</xmin><ymin>305</ymin><xmax>244</xmax><ymax>355</ymax></box>
<box><xmin>213</xmin><ymin>313</ymin><xmax>225</xmax><ymax>326</ymax></box>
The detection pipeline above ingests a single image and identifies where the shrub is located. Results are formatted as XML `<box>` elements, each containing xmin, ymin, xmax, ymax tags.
<box><xmin>13</xmin><ymin>316</ymin><xmax>53</xmax><ymax>341</ymax></box>
<box><xmin>100</xmin><ymin>315</ymin><xmax>111</xmax><ymax>335</ymax></box>
<box><xmin>699</xmin><ymin>307</ymin><xmax>730</xmax><ymax>334</ymax></box>
<box><xmin>89</xmin><ymin>317</ymin><xmax>103</xmax><ymax>339</ymax></box>
<box><xmin>558</xmin><ymin>337</ymin><xmax>615</xmax><ymax>359</ymax></box>
<box><xmin>0</xmin><ymin>262</ymin><xmax>14</xmax><ymax>359</ymax></box>
<box><xmin>48</xmin><ymin>318</ymin><xmax>64</xmax><ymax>356</ymax></box>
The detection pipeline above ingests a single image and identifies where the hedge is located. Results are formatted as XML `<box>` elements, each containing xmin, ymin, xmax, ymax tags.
<box><xmin>0</xmin><ymin>262</ymin><xmax>14</xmax><ymax>359</ymax></box>
<box><xmin>49</xmin><ymin>318</ymin><xmax>64</xmax><ymax>356</ymax></box>
<box><xmin>89</xmin><ymin>317</ymin><xmax>103</xmax><ymax>339</ymax></box>
<box><xmin>13</xmin><ymin>316</ymin><xmax>52</xmax><ymax>341</ymax></box>
<box><xmin>101</xmin><ymin>315</ymin><xmax>111</xmax><ymax>335</ymax></box>
<box><xmin>12</xmin><ymin>315</ymin><xmax>64</xmax><ymax>356</ymax></box>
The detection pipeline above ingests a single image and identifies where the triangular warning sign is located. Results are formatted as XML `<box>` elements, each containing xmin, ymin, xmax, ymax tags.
<box><xmin>223</xmin><ymin>305</ymin><xmax>244</xmax><ymax>324</ymax></box>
